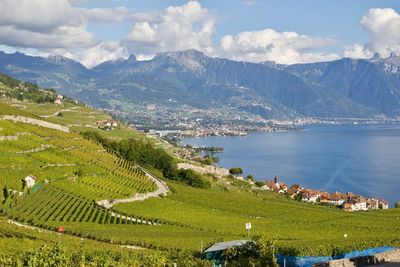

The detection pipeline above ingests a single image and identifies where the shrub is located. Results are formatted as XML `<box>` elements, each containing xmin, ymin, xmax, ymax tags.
<box><xmin>229</xmin><ymin>168</ymin><xmax>243</xmax><ymax>176</ymax></box>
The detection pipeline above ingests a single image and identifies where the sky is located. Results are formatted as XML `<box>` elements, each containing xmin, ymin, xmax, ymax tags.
<box><xmin>0</xmin><ymin>0</ymin><xmax>399</xmax><ymax>67</ymax></box>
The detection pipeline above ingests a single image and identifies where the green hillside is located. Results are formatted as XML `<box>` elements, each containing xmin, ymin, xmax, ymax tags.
<box><xmin>0</xmin><ymin>73</ymin><xmax>399</xmax><ymax>266</ymax></box>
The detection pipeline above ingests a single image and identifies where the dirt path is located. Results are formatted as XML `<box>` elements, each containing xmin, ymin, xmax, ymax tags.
<box><xmin>8</xmin><ymin>219</ymin><xmax>144</xmax><ymax>250</ymax></box>
<box><xmin>97</xmin><ymin>167</ymin><xmax>169</xmax><ymax>209</ymax></box>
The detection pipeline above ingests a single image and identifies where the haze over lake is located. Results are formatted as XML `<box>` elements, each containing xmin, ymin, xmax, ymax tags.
<box><xmin>182</xmin><ymin>124</ymin><xmax>400</xmax><ymax>206</ymax></box>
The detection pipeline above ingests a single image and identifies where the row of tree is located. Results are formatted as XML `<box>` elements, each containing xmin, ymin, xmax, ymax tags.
<box><xmin>83</xmin><ymin>131</ymin><xmax>210</xmax><ymax>188</ymax></box>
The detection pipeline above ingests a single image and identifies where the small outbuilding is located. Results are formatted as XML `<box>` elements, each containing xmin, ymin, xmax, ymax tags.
<box><xmin>24</xmin><ymin>175</ymin><xmax>37</xmax><ymax>189</ymax></box>
<box><xmin>204</xmin><ymin>240</ymin><xmax>249</xmax><ymax>266</ymax></box>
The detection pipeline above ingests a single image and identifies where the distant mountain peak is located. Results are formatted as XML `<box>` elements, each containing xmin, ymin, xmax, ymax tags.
<box><xmin>389</xmin><ymin>52</ymin><xmax>397</xmax><ymax>58</ymax></box>
<box><xmin>126</xmin><ymin>54</ymin><xmax>137</xmax><ymax>62</ymax></box>
<box><xmin>155</xmin><ymin>49</ymin><xmax>208</xmax><ymax>73</ymax></box>
<box><xmin>371</xmin><ymin>52</ymin><xmax>381</xmax><ymax>60</ymax></box>
<box><xmin>46</xmin><ymin>55</ymin><xmax>77</xmax><ymax>65</ymax></box>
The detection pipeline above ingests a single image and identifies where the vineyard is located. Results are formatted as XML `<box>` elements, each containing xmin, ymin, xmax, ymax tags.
<box><xmin>5</xmin><ymin>185</ymin><xmax>158</xmax><ymax>226</ymax></box>
<box><xmin>1</xmin><ymin>93</ymin><xmax>400</xmax><ymax>262</ymax></box>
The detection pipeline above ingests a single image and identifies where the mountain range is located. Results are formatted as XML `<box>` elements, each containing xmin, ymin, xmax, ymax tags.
<box><xmin>1</xmin><ymin>49</ymin><xmax>400</xmax><ymax>119</ymax></box>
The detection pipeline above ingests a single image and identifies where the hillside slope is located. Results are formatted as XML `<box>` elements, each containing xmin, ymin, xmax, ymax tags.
<box><xmin>0</xmin><ymin>75</ymin><xmax>399</xmax><ymax>262</ymax></box>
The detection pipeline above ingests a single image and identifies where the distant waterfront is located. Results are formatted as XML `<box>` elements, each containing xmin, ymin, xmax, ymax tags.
<box><xmin>182</xmin><ymin>124</ymin><xmax>400</xmax><ymax>206</ymax></box>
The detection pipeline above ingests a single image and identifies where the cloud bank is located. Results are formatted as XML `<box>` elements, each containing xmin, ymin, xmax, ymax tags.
<box><xmin>345</xmin><ymin>8</ymin><xmax>400</xmax><ymax>58</ymax></box>
<box><xmin>0</xmin><ymin>1</ymin><xmax>398</xmax><ymax>67</ymax></box>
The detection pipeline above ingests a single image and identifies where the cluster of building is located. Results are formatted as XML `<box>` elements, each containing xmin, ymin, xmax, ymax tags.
<box><xmin>262</xmin><ymin>177</ymin><xmax>389</xmax><ymax>211</ymax></box>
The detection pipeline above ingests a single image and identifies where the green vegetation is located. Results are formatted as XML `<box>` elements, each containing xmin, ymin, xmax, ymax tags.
<box><xmin>0</xmin><ymin>74</ymin><xmax>399</xmax><ymax>265</ymax></box>
<box><xmin>84</xmin><ymin>131</ymin><xmax>210</xmax><ymax>188</ymax></box>
<box><xmin>222</xmin><ymin>238</ymin><xmax>278</xmax><ymax>267</ymax></box>
<box><xmin>0</xmin><ymin>218</ymin><xmax>208</xmax><ymax>266</ymax></box>
<box><xmin>395</xmin><ymin>202</ymin><xmax>400</xmax><ymax>208</ymax></box>
<box><xmin>0</xmin><ymin>73</ymin><xmax>57</xmax><ymax>103</ymax></box>
<box><xmin>229</xmin><ymin>167</ymin><xmax>243</xmax><ymax>176</ymax></box>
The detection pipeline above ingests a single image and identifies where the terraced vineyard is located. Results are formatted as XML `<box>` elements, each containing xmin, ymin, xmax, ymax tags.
<box><xmin>0</xmin><ymin>118</ymin><xmax>156</xmax><ymax>202</ymax></box>
<box><xmin>5</xmin><ymin>185</ymin><xmax>157</xmax><ymax>226</ymax></box>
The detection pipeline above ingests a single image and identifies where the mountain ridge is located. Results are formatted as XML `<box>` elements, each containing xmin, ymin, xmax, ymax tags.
<box><xmin>0</xmin><ymin>49</ymin><xmax>399</xmax><ymax>120</ymax></box>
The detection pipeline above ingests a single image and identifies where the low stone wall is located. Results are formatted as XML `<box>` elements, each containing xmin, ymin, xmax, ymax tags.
<box><xmin>314</xmin><ymin>249</ymin><xmax>400</xmax><ymax>267</ymax></box>
<box><xmin>0</xmin><ymin>135</ymin><xmax>18</xmax><ymax>141</ymax></box>
<box><xmin>177</xmin><ymin>162</ymin><xmax>229</xmax><ymax>177</ymax></box>
<box><xmin>0</xmin><ymin>115</ymin><xmax>69</xmax><ymax>133</ymax></box>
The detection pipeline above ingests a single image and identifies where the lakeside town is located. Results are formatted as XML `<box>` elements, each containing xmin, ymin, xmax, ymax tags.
<box><xmin>254</xmin><ymin>176</ymin><xmax>389</xmax><ymax>212</ymax></box>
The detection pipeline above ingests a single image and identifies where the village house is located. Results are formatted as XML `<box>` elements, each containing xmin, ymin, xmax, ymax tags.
<box><xmin>301</xmin><ymin>189</ymin><xmax>320</xmax><ymax>203</ymax></box>
<box><xmin>367</xmin><ymin>198</ymin><xmax>380</xmax><ymax>210</ymax></box>
<box><xmin>379</xmin><ymin>200</ymin><xmax>389</xmax><ymax>210</ymax></box>
<box><xmin>54</xmin><ymin>94</ymin><xmax>63</xmax><ymax>105</ymax></box>
<box><xmin>319</xmin><ymin>192</ymin><xmax>331</xmax><ymax>203</ymax></box>
<box><xmin>328</xmin><ymin>192</ymin><xmax>346</xmax><ymax>206</ymax></box>
<box><xmin>24</xmin><ymin>175</ymin><xmax>37</xmax><ymax>189</ymax></box>
<box><xmin>96</xmin><ymin>119</ymin><xmax>119</xmax><ymax>130</ymax></box>
<box><xmin>343</xmin><ymin>199</ymin><xmax>368</xmax><ymax>212</ymax></box>
<box><xmin>287</xmin><ymin>184</ymin><xmax>303</xmax><ymax>198</ymax></box>
<box><xmin>265</xmin><ymin>179</ymin><xmax>287</xmax><ymax>194</ymax></box>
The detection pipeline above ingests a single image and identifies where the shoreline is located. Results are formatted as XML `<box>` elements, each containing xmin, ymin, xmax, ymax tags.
<box><xmin>180</xmin><ymin>124</ymin><xmax>400</xmax><ymax>208</ymax></box>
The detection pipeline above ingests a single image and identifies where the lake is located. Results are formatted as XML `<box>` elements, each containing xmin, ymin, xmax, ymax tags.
<box><xmin>182</xmin><ymin>124</ymin><xmax>400</xmax><ymax>206</ymax></box>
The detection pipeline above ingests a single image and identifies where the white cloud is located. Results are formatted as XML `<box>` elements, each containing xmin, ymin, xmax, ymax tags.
<box><xmin>218</xmin><ymin>28</ymin><xmax>339</xmax><ymax>64</ymax></box>
<box><xmin>79</xmin><ymin>7</ymin><xmax>128</xmax><ymax>23</ymax></box>
<box><xmin>344</xmin><ymin>8</ymin><xmax>400</xmax><ymax>58</ymax></box>
<box><xmin>344</xmin><ymin>43</ymin><xmax>373</xmax><ymax>59</ymax></box>
<box><xmin>0</xmin><ymin>0</ymin><xmax>130</xmax><ymax>67</ymax></box>
<box><xmin>0</xmin><ymin>0</ymin><xmax>80</xmax><ymax>33</ymax></box>
<box><xmin>0</xmin><ymin>0</ymin><xmax>100</xmax><ymax>50</ymax></box>
<box><xmin>54</xmin><ymin>41</ymin><xmax>128</xmax><ymax>67</ymax></box>
<box><xmin>125</xmin><ymin>1</ymin><xmax>215</xmax><ymax>58</ymax></box>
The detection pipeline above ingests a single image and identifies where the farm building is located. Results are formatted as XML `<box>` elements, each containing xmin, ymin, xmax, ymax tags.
<box><xmin>204</xmin><ymin>240</ymin><xmax>249</xmax><ymax>266</ymax></box>
<box><xmin>96</xmin><ymin>119</ymin><xmax>119</xmax><ymax>130</ymax></box>
<box><xmin>24</xmin><ymin>175</ymin><xmax>37</xmax><ymax>189</ymax></box>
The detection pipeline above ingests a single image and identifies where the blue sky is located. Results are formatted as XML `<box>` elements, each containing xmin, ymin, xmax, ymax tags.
<box><xmin>0</xmin><ymin>0</ymin><xmax>399</xmax><ymax>67</ymax></box>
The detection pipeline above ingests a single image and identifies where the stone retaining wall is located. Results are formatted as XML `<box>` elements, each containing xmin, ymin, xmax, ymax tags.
<box><xmin>0</xmin><ymin>115</ymin><xmax>69</xmax><ymax>132</ymax></box>
<box><xmin>177</xmin><ymin>162</ymin><xmax>229</xmax><ymax>177</ymax></box>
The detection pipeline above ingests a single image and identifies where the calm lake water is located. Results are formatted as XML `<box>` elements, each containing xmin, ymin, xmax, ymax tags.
<box><xmin>182</xmin><ymin>124</ymin><xmax>400</xmax><ymax>206</ymax></box>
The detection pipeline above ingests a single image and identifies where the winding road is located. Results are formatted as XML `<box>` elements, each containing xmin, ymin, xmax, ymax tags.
<box><xmin>96</xmin><ymin>167</ymin><xmax>169</xmax><ymax>209</ymax></box>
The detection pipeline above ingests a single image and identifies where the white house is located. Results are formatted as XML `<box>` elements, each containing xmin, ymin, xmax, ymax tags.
<box><xmin>379</xmin><ymin>200</ymin><xmax>389</xmax><ymax>210</ymax></box>
<box><xmin>301</xmin><ymin>191</ymin><xmax>320</xmax><ymax>203</ymax></box>
<box><xmin>354</xmin><ymin>201</ymin><xmax>367</xmax><ymax>211</ymax></box>
<box><xmin>24</xmin><ymin>175</ymin><xmax>37</xmax><ymax>189</ymax></box>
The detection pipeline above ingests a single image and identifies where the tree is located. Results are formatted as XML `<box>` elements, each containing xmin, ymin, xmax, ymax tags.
<box><xmin>294</xmin><ymin>191</ymin><xmax>303</xmax><ymax>202</ymax></box>
<box><xmin>255</xmin><ymin>181</ymin><xmax>265</xmax><ymax>187</ymax></box>
<box><xmin>222</xmin><ymin>237</ymin><xmax>278</xmax><ymax>267</ymax></box>
<box><xmin>229</xmin><ymin>168</ymin><xmax>243</xmax><ymax>176</ymax></box>
<box><xmin>2</xmin><ymin>187</ymin><xmax>9</xmax><ymax>204</ymax></box>
<box><xmin>395</xmin><ymin>202</ymin><xmax>400</xmax><ymax>208</ymax></box>
<box><xmin>246</xmin><ymin>174</ymin><xmax>255</xmax><ymax>181</ymax></box>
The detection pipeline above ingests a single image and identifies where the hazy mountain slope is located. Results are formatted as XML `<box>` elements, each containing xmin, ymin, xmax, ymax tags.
<box><xmin>285</xmin><ymin>55</ymin><xmax>400</xmax><ymax>116</ymax></box>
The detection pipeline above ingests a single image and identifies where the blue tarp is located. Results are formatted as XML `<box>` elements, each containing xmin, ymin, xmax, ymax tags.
<box><xmin>277</xmin><ymin>246</ymin><xmax>397</xmax><ymax>267</ymax></box>
<box><xmin>31</xmin><ymin>182</ymin><xmax>43</xmax><ymax>193</ymax></box>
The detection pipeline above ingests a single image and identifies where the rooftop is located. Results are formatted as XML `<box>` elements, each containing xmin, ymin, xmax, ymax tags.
<box><xmin>204</xmin><ymin>240</ymin><xmax>249</xmax><ymax>253</ymax></box>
